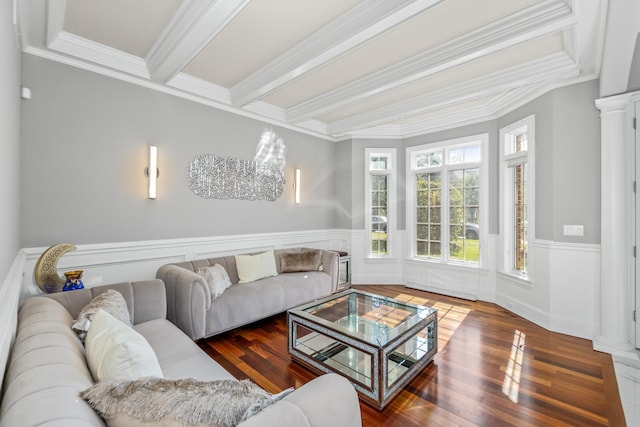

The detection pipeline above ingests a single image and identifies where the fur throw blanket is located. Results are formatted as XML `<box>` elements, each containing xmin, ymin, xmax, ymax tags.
<box><xmin>80</xmin><ymin>377</ymin><xmax>292</xmax><ymax>427</ymax></box>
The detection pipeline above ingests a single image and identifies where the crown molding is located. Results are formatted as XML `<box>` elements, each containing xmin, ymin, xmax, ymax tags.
<box><xmin>146</xmin><ymin>0</ymin><xmax>251</xmax><ymax>83</ymax></box>
<box><xmin>328</xmin><ymin>52</ymin><xmax>579</xmax><ymax>135</ymax></box>
<box><xmin>48</xmin><ymin>32</ymin><xmax>150</xmax><ymax>78</ymax></box>
<box><xmin>287</xmin><ymin>0</ymin><xmax>575</xmax><ymax>123</ymax></box>
<box><xmin>168</xmin><ymin>73</ymin><xmax>231</xmax><ymax>103</ymax></box>
<box><xmin>229</xmin><ymin>0</ymin><xmax>444</xmax><ymax>107</ymax></box>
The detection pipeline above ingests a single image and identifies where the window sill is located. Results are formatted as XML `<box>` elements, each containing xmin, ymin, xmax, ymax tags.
<box><xmin>406</xmin><ymin>257</ymin><xmax>490</xmax><ymax>273</ymax></box>
<box><xmin>497</xmin><ymin>271</ymin><xmax>533</xmax><ymax>289</ymax></box>
<box><xmin>364</xmin><ymin>256</ymin><xmax>398</xmax><ymax>263</ymax></box>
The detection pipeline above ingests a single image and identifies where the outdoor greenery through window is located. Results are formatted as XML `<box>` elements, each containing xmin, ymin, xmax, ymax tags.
<box><xmin>410</xmin><ymin>136</ymin><xmax>485</xmax><ymax>265</ymax></box>
<box><xmin>500</xmin><ymin>115</ymin><xmax>533</xmax><ymax>277</ymax></box>
<box><xmin>367</xmin><ymin>149</ymin><xmax>395</xmax><ymax>256</ymax></box>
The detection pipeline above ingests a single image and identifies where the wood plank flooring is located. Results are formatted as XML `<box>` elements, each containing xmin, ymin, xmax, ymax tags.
<box><xmin>197</xmin><ymin>285</ymin><xmax>626</xmax><ymax>426</ymax></box>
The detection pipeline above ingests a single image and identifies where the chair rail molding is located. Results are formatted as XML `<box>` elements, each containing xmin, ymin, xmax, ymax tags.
<box><xmin>20</xmin><ymin>229</ymin><xmax>350</xmax><ymax>305</ymax></box>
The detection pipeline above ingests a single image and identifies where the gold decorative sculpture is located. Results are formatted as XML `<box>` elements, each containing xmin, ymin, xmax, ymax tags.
<box><xmin>34</xmin><ymin>243</ymin><xmax>77</xmax><ymax>293</ymax></box>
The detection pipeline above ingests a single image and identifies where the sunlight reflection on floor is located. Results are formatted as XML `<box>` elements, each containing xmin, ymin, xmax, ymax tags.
<box><xmin>502</xmin><ymin>329</ymin><xmax>525</xmax><ymax>403</ymax></box>
<box><xmin>392</xmin><ymin>293</ymin><xmax>471</xmax><ymax>350</ymax></box>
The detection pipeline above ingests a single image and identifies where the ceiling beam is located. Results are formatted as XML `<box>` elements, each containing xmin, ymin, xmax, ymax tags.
<box><xmin>146</xmin><ymin>0</ymin><xmax>251</xmax><ymax>83</ymax></box>
<box><xmin>287</xmin><ymin>0</ymin><xmax>575</xmax><ymax>123</ymax></box>
<box><xmin>327</xmin><ymin>53</ymin><xmax>580</xmax><ymax>135</ymax></box>
<box><xmin>229</xmin><ymin>0</ymin><xmax>443</xmax><ymax>107</ymax></box>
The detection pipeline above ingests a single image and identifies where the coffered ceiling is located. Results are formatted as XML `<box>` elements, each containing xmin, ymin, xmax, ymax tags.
<box><xmin>17</xmin><ymin>0</ymin><xmax>606</xmax><ymax>140</ymax></box>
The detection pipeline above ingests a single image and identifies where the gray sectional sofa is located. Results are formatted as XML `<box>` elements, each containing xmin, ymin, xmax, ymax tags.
<box><xmin>157</xmin><ymin>248</ymin><xmax>339</xmax><ymax>340</ymax></box>
<box><xmin>0</xmin><ymin>279</ymin><xmax>361</xmax><ymax>427</ymax></box>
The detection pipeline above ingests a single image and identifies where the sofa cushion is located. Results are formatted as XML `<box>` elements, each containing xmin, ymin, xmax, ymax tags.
<box><xmin>197</xmin><ymin>263</ymin><xmax>232</xmax><ymax>301</ymax></box>
<box><xmin>235</xmin><ymin>250</ymin><xmax>278</xmax><ymax>283</ymax></box>
<box><xmin>80</xmin><ymin>377</ymin><xmax>291</xmax><ymax>427</ymax></box>
<box><xmin>72</xmin><ymin>289</ymin><xmax>131</xmax><ymax>340</ymax></box>
<box><xmin>85</xmin><ymin>309</ymin><xmax>163</xmax><ymax>381</ymax></box>
<box><xmin>279</xmin><ymin>249</ymin><xmax>322</xmax><ymax>273</ymax></box>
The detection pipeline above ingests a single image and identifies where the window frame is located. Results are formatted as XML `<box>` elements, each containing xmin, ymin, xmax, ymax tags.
<box><xmin>499</xmin><ymin>115</ymin><xmax>535</xmax><ymax>280</ymax></box>
<box><xmin>365</xmin><ymin>148</ymin><xmax>396</xmax><ymax>258</ymax></box>
<box><xmin>406</xmin><ymin>134</ymin><xmax>488</xmax><ymax>267</ymax></box>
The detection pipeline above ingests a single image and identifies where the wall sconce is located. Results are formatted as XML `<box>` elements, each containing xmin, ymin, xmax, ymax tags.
<box><xmin>294</xmin><ymin>168</ymin><xmax>301</xmax><ymax>204</ymax></box>
<box><xmin>145</xmin><ymin>145</ymin><xmax>158</xmax><ymax>199</ymax></box>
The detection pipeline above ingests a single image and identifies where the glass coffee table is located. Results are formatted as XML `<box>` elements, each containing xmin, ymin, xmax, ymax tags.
<box><xmin>287</xmin><ymin>289</ymin><xmax>437</xmax><ymax>409</ymax></box>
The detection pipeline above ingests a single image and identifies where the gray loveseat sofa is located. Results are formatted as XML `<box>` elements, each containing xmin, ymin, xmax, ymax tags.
<box><xmin>157</xmin><ymin>248</ymin><xmax>339</xmax><ymax>340</ymax></box>
<box><xmin>0</xmin><ymin>280</ymin><xmax>361</xmax><ymax>427</ymax></box>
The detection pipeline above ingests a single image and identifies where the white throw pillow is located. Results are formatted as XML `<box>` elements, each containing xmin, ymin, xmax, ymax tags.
<box><xmin>85</xmin><ymin>309</ymin><xmax>163</xmax><ymax>382</ymax></box>
<box><xmin>196</xmin><ymin>264</ymin><xmax>232</xmax><ymax>301</ymax></box>
<box><xmin>235</xmin><ymin>250</ymin><xmax>278</xmax><ymax>283</ymax></box>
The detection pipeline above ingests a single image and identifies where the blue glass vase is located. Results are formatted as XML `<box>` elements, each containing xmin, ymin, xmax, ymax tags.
<box><xmin>63</xmin><ymin>270</ymin><xmax>85</xmax><ymax>291</ymax></box>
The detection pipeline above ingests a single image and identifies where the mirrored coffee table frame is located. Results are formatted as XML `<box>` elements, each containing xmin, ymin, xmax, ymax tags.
<box><xmin>287</xmin><ymin>289</ymin><xmax>437</xmax><ymax>409</ymax></box>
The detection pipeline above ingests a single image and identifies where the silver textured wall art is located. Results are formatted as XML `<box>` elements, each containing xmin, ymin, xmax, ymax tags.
<box><xmin>187</xmin><ymin>130</ymin><xmax>287</xmax><ymax>201</ymax></box>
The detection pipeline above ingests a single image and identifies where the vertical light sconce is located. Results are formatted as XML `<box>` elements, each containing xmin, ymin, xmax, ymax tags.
<box><xmin>146</xmin><ymin>145</ymin><xmax>158</xmax><ymax>199</ymax></box>
<box><xmin>294</xmin><ymin>168</ymin><xmax>301</xmax><ymax>204</ymax></box>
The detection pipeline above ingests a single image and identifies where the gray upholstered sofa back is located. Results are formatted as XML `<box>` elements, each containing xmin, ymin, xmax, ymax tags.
<box><xmin>170</xmin><ymin>247</ymin><xmax>335</xmax><ymax>285</ymax></box>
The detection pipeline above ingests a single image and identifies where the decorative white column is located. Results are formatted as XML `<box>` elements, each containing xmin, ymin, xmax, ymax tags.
<box><xmin>594</xmin><ymin>95</ymin><xmax>636</xmax><ymax>357</ymax></box>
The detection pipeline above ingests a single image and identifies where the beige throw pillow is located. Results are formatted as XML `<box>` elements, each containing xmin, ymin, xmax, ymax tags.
<box><xmin>85</xmin><ymin>309</ymin><xmax>163</xmax><ymax>382</ymax></box>
<box><xmin>235</xmin><ymin>250</ymin><xmax>278</xmax><ymax>283</ymax></box>
<box><xmin>80</xmin><ymin>377</ymin><xmax>293</xmax><ymax>427</ymax></box>
<box><xmin>196</xmin><ymin>264</ymin><xmax>232</xmax><ymax>302</ymax></box>
<box><xmin>72</xmin><ymin>289</ymin><xmax>131</xmax><ymax>340</ymax></box>
<box><xmin>280</xmin><ymin>250</ymin><xmax>322</xmax><ymax>273</ymax></box>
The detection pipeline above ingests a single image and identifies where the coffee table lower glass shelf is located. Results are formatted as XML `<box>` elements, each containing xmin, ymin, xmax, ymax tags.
<box><xmin>287</xmin><ymin>289</ymin><xmax>437</xmax><ymax>409</ymax></box>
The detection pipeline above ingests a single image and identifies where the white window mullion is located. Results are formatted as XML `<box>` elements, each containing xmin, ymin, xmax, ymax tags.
<box><xmin>441</xmin><ymin>165</ymin><xmax>451</xmax><ymax>263</ymax></box>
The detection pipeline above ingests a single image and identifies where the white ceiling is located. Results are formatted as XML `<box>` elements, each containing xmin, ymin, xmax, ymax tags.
<box><xmin>17</xmin><ymin>0</ymin><xmax>607</xmax><ymax>141</ymax></box>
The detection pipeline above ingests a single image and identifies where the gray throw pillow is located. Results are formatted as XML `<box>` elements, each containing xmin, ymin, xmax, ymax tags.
<box><xmin>72</xmin><ymin>289</ymin><xmax>131</xmax><ymax>340</ymax></box>
<box><xmin>280</xmin><ymin>250</ymin><xmax>322</xmax><ymax>273</ymax></box>
<box><xmin>196</xmin><ymin>264</ymin><xmax>233</xmax><ymax>302</ymax></box>
<box><xmin>80</xmin><ymin>377</ymin><xmax>293</xmax><ymax>427</ymax></box>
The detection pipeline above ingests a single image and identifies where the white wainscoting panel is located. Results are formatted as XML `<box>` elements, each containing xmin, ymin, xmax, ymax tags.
<box><xmin>349</xmin><ymin>230</ymin><xmax>404</xmax><ymax>284</ymax></box>
<box><xmin>21</xmin><ymin>229</ymin><xmax>350</xmax><ymax>304</ymax></box>
<box><xmin>0</xmin><ymin>250</ymin><xmax>26</xmax><ymax>395</ymax></box>
<box><xmin>495</xmin><ymin>239</ymin><xmax>600</xmax><ymax>340</ymax></box>
<box><xmin>547</xmin><ymin>240</ymin><xmax>600</xmax><ymax>339</ymax></box>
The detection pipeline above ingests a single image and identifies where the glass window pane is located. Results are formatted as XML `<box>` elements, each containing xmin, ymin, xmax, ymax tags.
<box><xmin>449</xmin><ymin>148</ymin><xmax>464</xmax><ymax>164</ymax></box>
<box><xmin>417</xmin><ymin>207</ymin><xmax>428</xmax><ymax>223</ymax></box>
<box><xmin>370</xmin><ymin>156</ymin><xmax>388</xmax><ymax>170</ymax></box>
<box><xmin>464</xmin><ymin>145</ymin><xmax>481</xmax><ymax>163</ymax></box>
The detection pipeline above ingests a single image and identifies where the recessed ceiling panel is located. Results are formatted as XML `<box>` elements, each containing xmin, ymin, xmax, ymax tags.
<box><xmin>184</xmin><ymin>0</ymin><xmax>362</xmax><ymax>87</ymax></box>
<box><xmin>317</xmin><ymin>32</ymin><xmax>565</xmax><ymax>123</ymax></box>
<box><xmin>64</xmin><ymin>0</ymin><xmax>181</xmax><ymax>58</ymax></box>
<box><xmin>263</xmin><ymin>0</ymin><xmax>542</xmax><ymax>108</ymax></box>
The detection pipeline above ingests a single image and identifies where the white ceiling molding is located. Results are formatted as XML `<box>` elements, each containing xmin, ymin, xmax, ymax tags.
<box><xmin>328</xmin><ymin>52</ymin><xmax>580</xmax><ymax>135</ymax></box>
<box><xmin>18</xmin><ymin>0</ymin><xmax>613</xmax><ymax>140</ymax></box>
<box><xmin>286</xmin><ymin>0</ymin><xmax>575</xmax><ymax>123</ymax></box>
<box><xmin>599</xmin><ymin>0</ymin><xmax>640</xmax><ymax>97</ymax></box>
<box><xmin>45</xmin><ymin>0</ymin><xmax>65</xmax><ymax>47</ymax></box>
<box><xmin>146</xmin><ymin>0</ymin><xmax>251</xmax><ymax>83</ymax></box>
<box><xmin>168</xmin><ymin>73</ymin><xmax>231</xmax><ymax>104</ymax></box>
<box><xmin>229</xmin><ymin>0</ymin><xmax>444</xmax><ymax>107</ymax></box>
<box><xmin>49</xmin><ymin>32</ymin><xmax>150</xmax><ymax>78</ymax></box>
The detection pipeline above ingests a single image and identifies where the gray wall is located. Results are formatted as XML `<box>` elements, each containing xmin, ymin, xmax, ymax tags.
<box><xmin>347</xmin><ymin>80</ymin><xmax>600</xmax><ymax>244</ymax></box>
<box><xmin>20</xmin><ymin>55</ymin><xmax>337</xmax><ymax>247</ymax></box>
<box><xmin>499</xmin><ymin>79</ymin><xmax>601</xmax><ymax>243</ymax></box>
<box><xmin>0</xmin><ymin>3</ymin><xmax>21</xmax><ymax>277</ymax></box>
<box><xmin>334</xmin><ymin>140</ymin><xmax>353</xmax><ymax>229</ymax></box>
<box><xmin>628</xmin><ymin>34</ymin><xmax>640</xmax><ymax>93</ymax></box>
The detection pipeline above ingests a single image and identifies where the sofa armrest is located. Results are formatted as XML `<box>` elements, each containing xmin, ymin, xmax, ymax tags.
<box><xmin>156</xmin><ymin>264</ymin><xmax>209</xmax><ymax>340</ymax></box>
<box><xmin>320</xmin><ymin>250</ymin><xmax>340</xmax><ymax>293</ymax></box>
<box><xmin>238</xmin><ymin>374</ymin><xmax>362</xmax><ymax>427</ymax></box>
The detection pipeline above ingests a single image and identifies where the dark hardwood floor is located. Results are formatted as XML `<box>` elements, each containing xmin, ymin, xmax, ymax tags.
<box><xmin>198</xmin><ymin>285</ymin><xmax>626</xmax><ymax>426</ymax></box>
